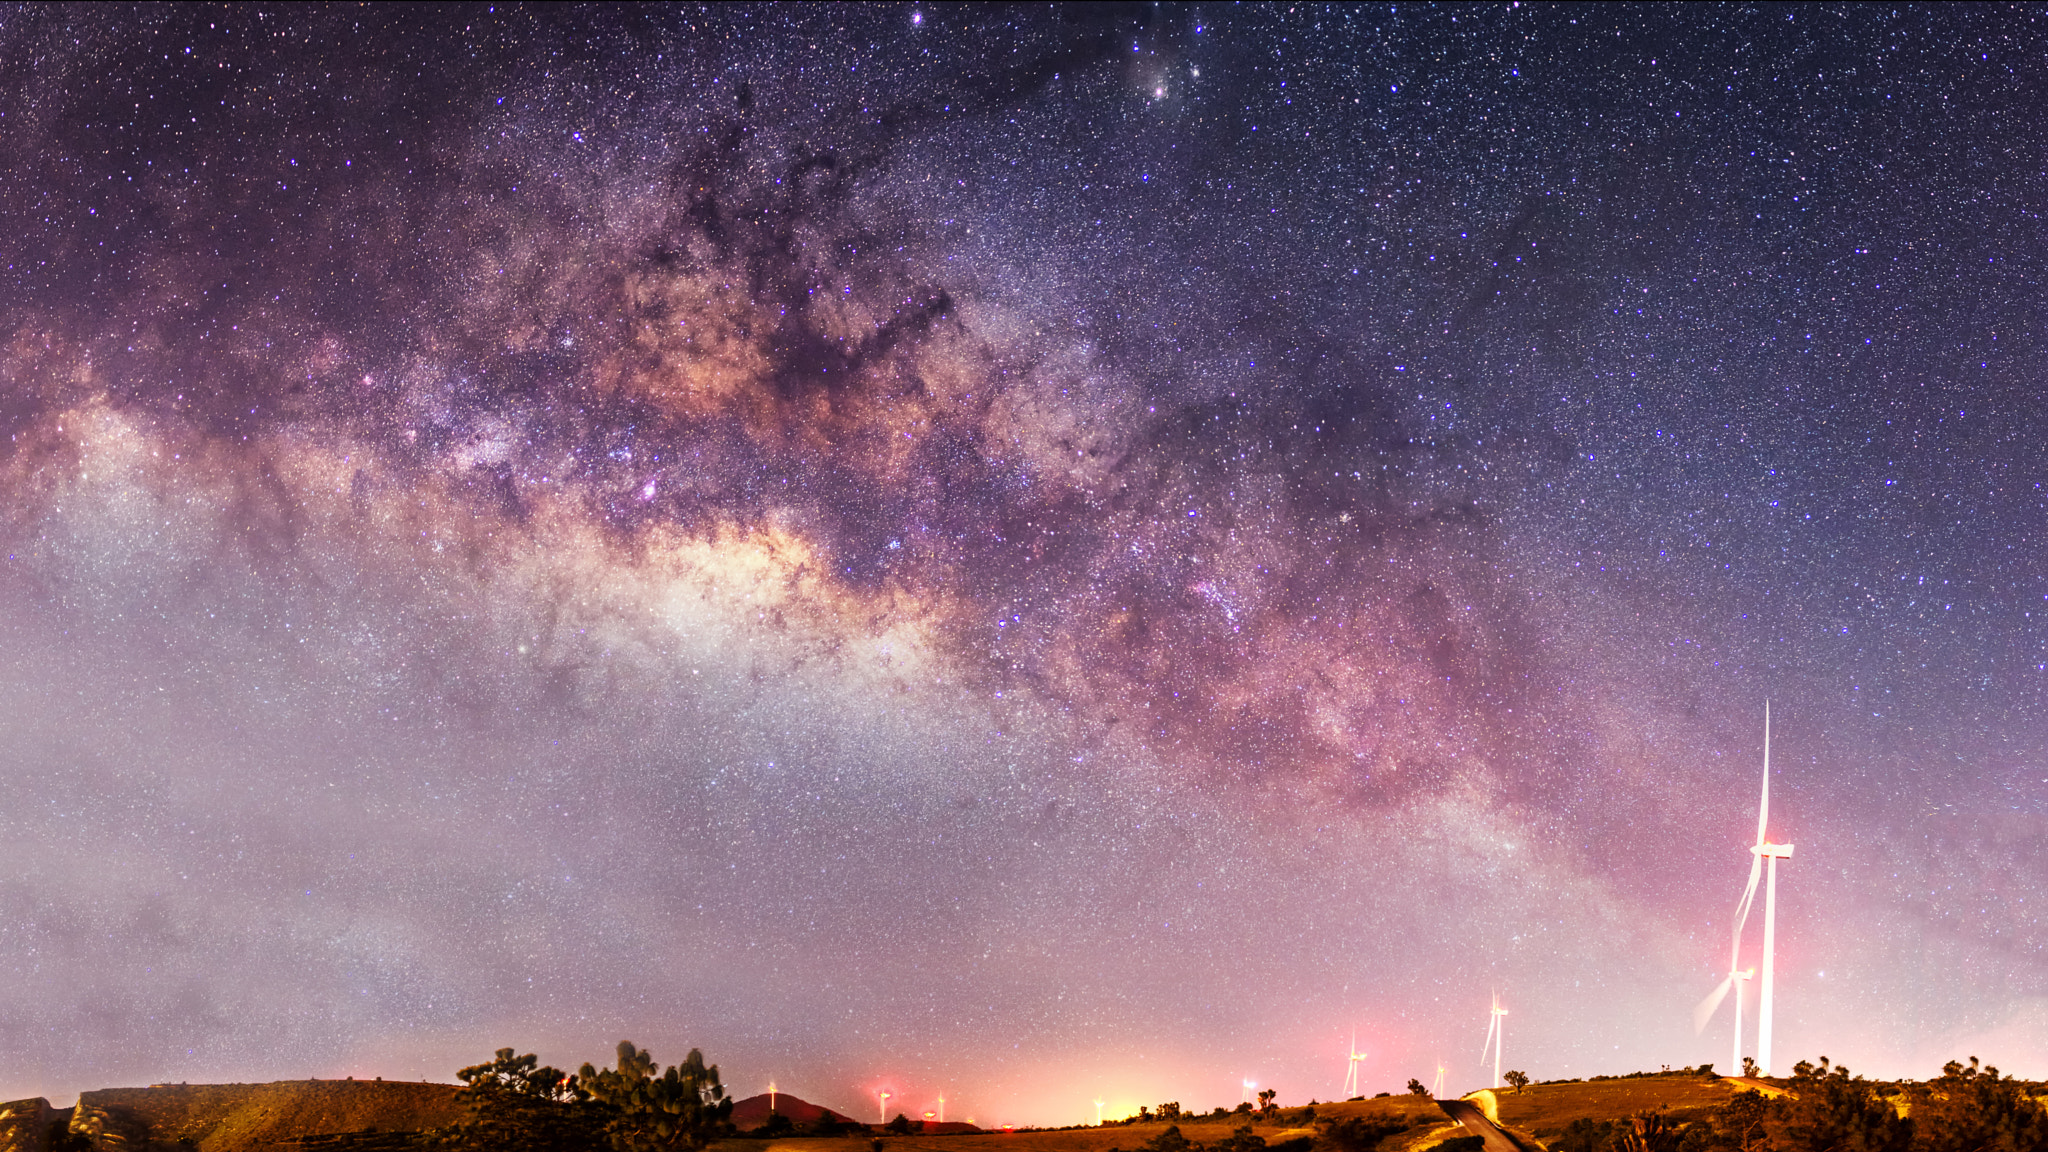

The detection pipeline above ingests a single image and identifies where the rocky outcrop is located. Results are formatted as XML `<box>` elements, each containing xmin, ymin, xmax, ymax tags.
<box><xmin>67</xmin><ymin>1083</ymin><xmax>462</xmax><ymax>1152</ymax></box>
<box><xmin>0</xmin><ymin>1098</ymin><xmax>54</xmax><ymax>1152</ymax></box>
<box><xmin>69</xmin><ymin>1100</ymin><xmax>149</xmax><ymax>1152</ymax></box>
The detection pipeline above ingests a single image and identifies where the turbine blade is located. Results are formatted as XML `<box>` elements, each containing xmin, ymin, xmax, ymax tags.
<box><xmin>1693</xmin><ymin>973</ymin><xmax>1734</xmax><ymax>1034</ymax></box>
<box><xmin>1756</xmin><ymin>702</ymin><xmax>1772</xmax><ymax>844</ymax></box>
<box><xmin>1727</xmin><ymin>852</ymin><xmax>1764</xmax><ymax>970</ymax></box>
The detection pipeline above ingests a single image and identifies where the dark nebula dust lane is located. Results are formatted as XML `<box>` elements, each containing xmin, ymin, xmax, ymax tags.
<box><xmin>4</xmin><ymin>2</ymin><xmax>2048</xmax><ymax>1122</ymax></box>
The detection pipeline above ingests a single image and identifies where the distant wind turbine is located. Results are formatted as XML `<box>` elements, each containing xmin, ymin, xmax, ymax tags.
<box><xmin>1430</xmin><ymin>1058</ymin><xmax>1446</xmax><ymax>1099</ymax></box>
<box><xmin>769</xmin><ymin>1082</ymin><xmax>777</xmax><ymax>1113</ymax></box>
<box><xmin>1693</xmin><ymin>703</ymin><xmax>1796</xmax><ymax>1076</ymax></box>
<box><xmin>1479</xmin><ymin>993</ymin><xmax>1508</xmax><ymax>1089</ymax></box>
<box><xmin>1094</xmin><ymin>1099</ymin><xmax>1105</xmax><ymax>1126</ymax></box>
<box><xmin>1343</xmin><ymin>1033</ymin><xmax>1367</xmax><ymax>1099</ymax></box>
<box><xmin>879</xmin><ymin>1091</ymin><xmax>891</xmax><ymax>1125</ymax></box>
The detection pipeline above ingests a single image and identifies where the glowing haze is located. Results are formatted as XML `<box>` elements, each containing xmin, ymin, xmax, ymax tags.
<box><xmin>3</xmin><ymin>2</ymin><xmax>2046</xmax><ymax>1126</ymax></box>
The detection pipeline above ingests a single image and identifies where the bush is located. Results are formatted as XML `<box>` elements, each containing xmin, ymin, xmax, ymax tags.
<box><xmin>1907</xmin><ymin>1058</ymin><xmax>2048</xmax><ymax>1152</ymax></box>
<box><xmin>1550</xmin><ymin>1118</ymin><xmax>1621</xmax><ymax>1152</ymax></box>
<box><xmin>1316</xmin><ymin>1117</ymin><xmax>1412</xmax><ymax>1152</ymax></box>
<box><xmin>1143</xmin><ymin>1126</ymin><xmax>1193</xmax><ymax>1152</ymax></box>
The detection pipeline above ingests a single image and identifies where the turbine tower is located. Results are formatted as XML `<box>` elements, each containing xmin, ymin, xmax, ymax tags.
<box><xmin>1693</xmin><ymin>703</ymin><xmax>1796</xmax><ymax>1077</ymax></box>
<box><xmin>1480</xmin><ymin>993</ymin><xmax>1508</xmax><ymax>1089</ymax></box>
<box><xmin>1430</xmin><ymin>1058</ymin><xmax>1446</xmax><ymax>1099</ymax></box>
<box><xmin>879</xmin><ymin>1092</ymin><xmax>891</xmax><ymax>1125</ymax></box>
<box><xmin>1343</xmin><ymin>1034</ymin><xmax>1367</xmax><ymax>1099</ymax></box>
<box><xmin>1729</xmin><ymin>970</ymin><xmax>1753</xmax><ymax>1076</ymax></box>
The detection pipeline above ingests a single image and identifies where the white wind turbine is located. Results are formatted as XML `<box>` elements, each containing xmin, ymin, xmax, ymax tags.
<box><xmin>1479</xmin><ymin>993</ymin><xmax>1508</xmax><ymax>1089</ymax></box>
<box><xmin>1343</xmin><ymin>1033</ymin><xmax>1367</xmax><ymax>1099</ymax></box>
<box><xmin>1693</xmin><ymin>703</ymin><xmax>1796</xmax><ymax>1076</ymax></box>
<box><xmin>1430</xmin><ymin>1058</ymin><xmax>1446</xmax><ymax>1099</ymax></box>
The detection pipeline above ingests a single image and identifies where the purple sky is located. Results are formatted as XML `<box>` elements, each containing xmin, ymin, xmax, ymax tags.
<box><xmin>3</xmin><ymin>2</ymin><xmax>2046</xmax><ymax>1126</ymax></box>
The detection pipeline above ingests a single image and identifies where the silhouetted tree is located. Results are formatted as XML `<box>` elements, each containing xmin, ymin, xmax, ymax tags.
<box><xmin>457</xmin><ymin>1048</ymin><xmax>579</xmax><ymax>1102</ymax></box>
<box><xmin>438</xmin><ymin>1047</ymin><xmax>601</xmax><ymax>1152</ymax></box>
<box><xmin>577</xmin><ymin>1041</ymin><xmax>734</xmax><ymax>1152</ymax></box>
<box><xmin>1908</xmin><ymin>1057</ymin><xmax>2048</xmax><ymax>1152</ymax></box>
<box><xmin>1407</xmin><ymin>1080</ymin><xmax>1429</xmax><ymax>1097</ymax></box>
<box><xmin>886</xmin><ymin>1114</ymin><xmax>915</xmax><ymax>1135</ymax></box>
<box><xmin>1259</xmin><ymin>1090</ymin><xmax>1279</xmax><ymax>1116</ymax></box>
<box><xmin>1765</xmin><ymin>1063</ymin><xmax>1910</xmax><ymax>1152</ymax></box>
<box><xmin>755</xmin><ymin>1113</ymin><xmax>796</xmax><ymax>1138</ymax></box>
<box><xmin>1503</xmin><ymin>1071</ymin><xmax>1530</xmax><ymax>1095</ymax></box>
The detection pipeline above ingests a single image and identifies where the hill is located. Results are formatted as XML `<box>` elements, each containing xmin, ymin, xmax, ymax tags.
<box><xmin>1488</xmin><ymin>1075</ymin><xmax>1743</xmax><ymax>1140</ymax></box>
<box><xmin>1</xmin><ymin>1081</ymin><xmax>464</xmax><ymax>1152</ymax></box>
<box><xmin>729</xmin><ymin>1093</ymin><xmax>866</xmax><ymax>1131</ymax></box>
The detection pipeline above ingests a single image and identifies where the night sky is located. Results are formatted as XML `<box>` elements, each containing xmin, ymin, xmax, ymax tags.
<box><xmin>4</xmin><ymin>0</ymin><xmax>2047</xmax><ymax>1126</ymax></box>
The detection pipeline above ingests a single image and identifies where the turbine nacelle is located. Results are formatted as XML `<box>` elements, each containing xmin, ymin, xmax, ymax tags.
<box><xmin>1753</xmin><ymin>842</ymin><xmax>1795</xmax><ymax>858</ymax></box>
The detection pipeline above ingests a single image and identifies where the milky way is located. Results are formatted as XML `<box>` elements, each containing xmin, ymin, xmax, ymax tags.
<box><xmin>4</xmin><ymin>3</ymin><xmax>2048</xmax><ymax>1124</ymax></box>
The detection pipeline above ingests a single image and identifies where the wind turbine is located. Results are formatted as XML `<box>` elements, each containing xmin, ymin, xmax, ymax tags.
<box><xmin>1343</xmin><ymin>1034</ymin><xmax>1367</xmax><ymax>1099</ymax></box>
<box><xmin>879</xmin><ymin>1091</ymin><xmax>891</xmax><ymax>1125</ymax></box>
<box><xmin>1480</xmin><ymin>993</ymin><xmax>1508</xmax><ymax>1089</ymax></box>
<box><xmin>1242</xmin><ymin>1079</ymin><xmax>1256</xmax><ymax>1106</ymax></box>
<box><xmin>769</xmin><ymin>1082</ymin><xmax>777</xmax><ymax>1114</ymax></box>
<box><xmin>1094</xmin><ymin>1099</ymin><xmax>1105</xmax><ymax>1126</ymax></box>
<box><xmin>1693</xmin><ymin>703</ymin><xmax>1796</xmax><ymax>1076</ymax></box>
<box><xmin>938</xmin><ymin>1096</ymin><xmax>946</xmax><ymax>1124</ymax></box>
<box><xmin>1430</xmin><ymin>1058</ymin><xmax>1446</xmax><ymax>1099</ymax></box>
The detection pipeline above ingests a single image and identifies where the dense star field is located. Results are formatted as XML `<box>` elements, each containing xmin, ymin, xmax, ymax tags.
<box><xmin>3</xmin><ymin>0</ymin><xmax>2047</xmax><ymax>1124</ymax></box>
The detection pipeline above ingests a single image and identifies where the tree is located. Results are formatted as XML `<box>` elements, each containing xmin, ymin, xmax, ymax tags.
<box><xmin>457</xmin><ymin>1048</ymin><xmax>580</xmax><ymax>1102</ymax></box>
<box><xmin>755</xmin><ymin>1113</ymin><xmax>796</xmax><ymax>1139</ymax></box>
<box><xmin>1503</xmin><ymin>1071</ymin><xmax>1530</xmax><ymax>1095</ymax></box>
<box><xmin>1908</xmin><ymin>1057</ymin><xmax>2048</xmax><ymax>1152</ymax></box>
<box><xmin>1765</xmin><ymin>1065</ymin><xmax>1910</xmax><ymax>1152</ymax></box>
<box><xmin>438</xmin><ymin>1047</ymin><xmax>600</xmax><ymax>1152</ymax></box>
<box><xmin>886</xmin><ymin>1114</ymin><xmax>915</xmax><ymax>1135</ymax></box>
<box><xmin>1259</xmin><ymin>1090</ymin><xmax>1279</xmax><ymax>1116</ymax></box>
<box><xmin>1741</xmin><ymin>1058</ymin><xmax>1759</xmax><ymax>1080</ymax></box>
<box><xmin>1407</xmin><ymin>1080</ymin><xmax>1429</xmax><ymax>1097</ymax></box>
<box><xmin>577</xmin><ymin>1041</ymin><xmax>735</xmax><ymax>1152</ymax></box>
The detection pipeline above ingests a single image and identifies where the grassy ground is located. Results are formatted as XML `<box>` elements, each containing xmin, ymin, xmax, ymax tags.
<box><xmin>722</xmin><ymin>1096</ymin><xmax>1464</xmax><ymax>1152</ymax></box>
<box><xmin>1486</xmin><ymin>1076</ymin><xmax>1742</xmax><ymax>1138</ymax></box>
